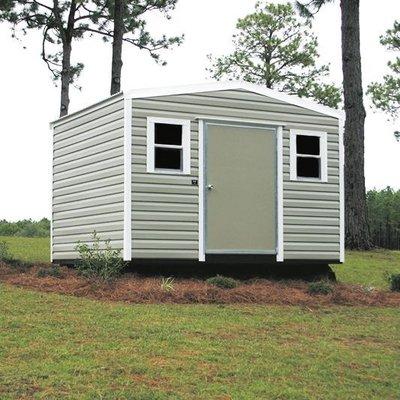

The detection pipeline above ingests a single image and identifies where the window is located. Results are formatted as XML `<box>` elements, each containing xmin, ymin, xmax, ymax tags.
<box><xmin>290</xmin><ymin>130</ymin><xmax>327</xmax><ymax>182</ymax></box>
<box><xmin>147</xmin><ymin>117</ymin><xmax>191</xmax><ymax>174</ymax></box>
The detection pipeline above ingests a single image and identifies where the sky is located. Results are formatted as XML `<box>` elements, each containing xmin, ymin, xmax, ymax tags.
<box><xmin>0</xmin><ymin>0</ymin><xmax>399</xmax><ymax>221</ymax></box>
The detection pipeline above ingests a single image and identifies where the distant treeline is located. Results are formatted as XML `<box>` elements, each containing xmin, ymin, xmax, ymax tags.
<box><xmin>0</xmin><ymin>218</ymin><xmax>50</xmax><ymax>237</ymax></box>
<box><xmin>367</xmin><ymin>187</ymin><xmax>400</xmax><ymax>250</ymax></box>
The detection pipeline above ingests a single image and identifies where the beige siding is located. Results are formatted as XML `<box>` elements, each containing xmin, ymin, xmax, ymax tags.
<box><xmin>282</xmin><ymin>125</ymin><xmax>340</xmax><ymax>260</ymax></box>
<box><xmin>131</xmin><ymin>111</ymin><xmax>199</xmax><ymax>259</ymax></box>
<box><xmin>132</xmin><ymin>89</ymin><xmax>340</xmax><ymax>261</ymax></box>
<box><xmin>52</xmin><ymin>94</ymin><xmax>124</xmax><ymax>260</ymax></box>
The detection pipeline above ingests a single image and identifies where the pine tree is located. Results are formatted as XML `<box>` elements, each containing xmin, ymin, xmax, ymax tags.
<box><xmin>207</xmin><ymin>2</ymin><xmax>341</xmax><ymax>108</ymax></box>
<box><xmin>296</xmin><ymin>0</ymin><xmax>372</xmax><ymax>249</ymax></box>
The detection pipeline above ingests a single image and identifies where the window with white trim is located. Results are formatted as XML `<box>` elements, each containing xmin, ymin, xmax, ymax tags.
<box><xmin>147</xmin><ymin>117</ymin><xmax>191</xmax><ymax>174</ymax></box>
<box><xmin>290</xmin><ymin>130</ymin><xmax>328</xmax><ymax>182</ymax></box>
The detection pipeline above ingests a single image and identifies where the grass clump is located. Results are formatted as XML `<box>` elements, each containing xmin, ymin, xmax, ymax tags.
<box><xmin>386</xmin><ymin>273</ymin><xmax>400</xmax><ymax>292</ymax></box>
<box><xmin>0</xmin><ymin>241</ymin><xmax>32</xmax><ymax>269</ymax></box>
<box><xmin>75</xmin><ymin>231</ymin><xmax>125</xmax><ymax>282</ymax></box>
<box><xmin>37</xmin><ymin>265</ymin><xmax>63</xmax><ymax>279</ymax></box>
<box><xmin>206</xmin><ymin>275</ymin><xmax>240</xmax><ymax>289</ymax></box>
<box><xmin>160</xmin><ymin>277</ymin><xmax>175</xmax><ymax>292</ymax></box>
<box><xmin>308</xmin><ymin>281</ymin><xmax>333</xmax><ymax>295</ymax></box>
<box><xmin>0</xmin><ymin>241</ymin><xmax>12</xmax><ymax>262</ymax></box>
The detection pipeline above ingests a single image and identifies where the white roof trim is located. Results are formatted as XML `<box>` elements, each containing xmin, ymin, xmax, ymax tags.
<box><xmin>125</xmin><ymin>81</ymin><xmax>343</xmax><ymax>119</ymax></box>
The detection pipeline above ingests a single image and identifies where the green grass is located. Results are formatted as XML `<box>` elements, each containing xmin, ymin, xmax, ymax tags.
<box><xmin>0</xmin><ymin>285</ymin><xmax>399</xmax><ymax>400</ymax></box>
<box><xmin>332</xmin><ymin>250</ymin><xmax>400</xmax><ymax>289</ymax></box>
<box><xmin>1</xmin><ymin>236</ymin><xmax>400</xmax><ymax>289</ymax></box>
<box><xmin>0</xmin><ymin>236</ymin><xmax>50</xmax><ymax>263</ymax></box>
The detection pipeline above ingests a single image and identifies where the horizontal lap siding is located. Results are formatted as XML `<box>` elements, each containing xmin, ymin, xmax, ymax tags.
<box><xmin>132</xmin><ymin>89</ymin><xmax>340</xmax><ymax>261</ymax></box>
<box><xmin>282</xmin><ymin>125</ymin><xmax>340</xmax><ymax>260</ymax></box>
<box><xmin>131</xmin><ymin>107</ymin><xmax>199</xmax><ymax>259</ymax></box>
<box><xmin>52</xmin><ymin>95</ymin><xmax>124</xmax><ymax>260</ymax></box>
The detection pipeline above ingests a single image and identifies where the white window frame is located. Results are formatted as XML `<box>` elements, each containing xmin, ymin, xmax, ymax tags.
<box><xmin>146</xmin><ymin>117</ymin><xmax>191</xmax><ymax>175</ymax></box>
<box><xmin>290</xmin><ymin>129</ymin><xmax>328</xmax><ymax>182</ymax></box>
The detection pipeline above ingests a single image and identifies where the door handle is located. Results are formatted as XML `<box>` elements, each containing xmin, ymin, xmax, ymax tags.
<box><xmin>207</xmin><ymin>184</ymin><xmax>215</xmax><ymax>191</ymax></box>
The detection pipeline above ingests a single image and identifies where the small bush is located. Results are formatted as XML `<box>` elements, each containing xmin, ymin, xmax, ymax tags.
<box><xmin>387</xmin><ymin>273</ymin><xmax>400</xmax><ymax>292</ymax></box>
<box><xmin>206</xmin><ymin>275</ymin><xmax>240</xmax><ymax>289</ymax></box>
<box><xmin>37</xmin><ymin>265</ymin><xmax>63</xmax><ymax>278</ymax></box>
<box><xmin>75</xmin><ymin>231</ymin><xmax>125</xmax><ymax>282</ymax></box>
<box><xmin>308</xmin><ymin>281</ymin><xmax>333</xmax><ymax>295</ymax></box>
<box><xmin>161</xmin><ymin>277</ymin><xmax>175</xmax><ymax>292</ymax></box>
<box><xmin>0</xmin><ymin>241</ymin><xmax>12</xmax><ymax>262</ymax></box>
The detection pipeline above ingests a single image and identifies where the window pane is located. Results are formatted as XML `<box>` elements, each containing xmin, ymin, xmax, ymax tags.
<box><xmin>155</xmin><ymin>123</ymin><xmax>182</xmax><ymax>145</ymax></box>
<box><xmin>297</xmin><ymin>135</ymin><xmax>320</xmax><ymax>155</ymax></box>
<box><xmin>155</xmin><ymin>147</ymin><xmax>182</xmax><ymax>170</ymax></box>
<box><xmin>297</xmin><ymin>156</ymin><xmax>320</xmax><ymax>178</ymax></box>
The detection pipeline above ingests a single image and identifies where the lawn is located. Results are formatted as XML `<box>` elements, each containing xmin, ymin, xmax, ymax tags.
<box><xmin>0</xmin><ymin>236</ymin><xmax>49</xmax><ymax>263</ymax></box>
<box><xmin>0</xmin><ymin>285</ymin><xmax>399</xmax><ymax>400</ymax></box>
<box><xmin>332</xmin><ymin>249</ymin><xmax>400</xmax><ymax>289</ymax></box>
<box><xmin>0</xmin><ymin>238</ymin><xmax>399</xmax><ymax>398</ymax></box>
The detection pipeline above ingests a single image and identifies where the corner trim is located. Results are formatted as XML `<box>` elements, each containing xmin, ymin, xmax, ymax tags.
<box><xmin>50</xmin><ymin>124</ymin><xmax>54</xmax><ymax>262</ymax></box>
<box><xmin>339</xmin><ymin>118</ymin><xmax>345</xmax><ymax>263</ymax></box>
<box><xmin>123</xmin><ymin>97</ymin><xmax>132</xmax><ymax>261</ymax></box>
<box><xmin>198</xmin><ymin>119</ymin><xmax>205</xmax><ymax>262</ymax></box>
<box><xmin>276</xmin><ymin>126</ymin><xmax>284</xmax><ymax>262</ymax></box>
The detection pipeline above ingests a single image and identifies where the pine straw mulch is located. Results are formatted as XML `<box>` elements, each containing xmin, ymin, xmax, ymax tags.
<box><xmin>1</xmin><ymin>262</ymin><xmax>399</xmax><ymax>307</ymax></box>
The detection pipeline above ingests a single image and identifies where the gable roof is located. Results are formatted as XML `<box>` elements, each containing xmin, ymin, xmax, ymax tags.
<box><xmin>125</xmin><ymin>81</ymin><xmax>343</xmax><ymax>119</ymax></box>
<box><xmin>51</xmin><ymin>81</ymin><xmax>343</xmax><ymax>126</ymax></box>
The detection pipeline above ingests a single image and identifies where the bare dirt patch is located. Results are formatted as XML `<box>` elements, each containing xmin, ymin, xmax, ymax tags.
<box><xmin>1</xmin><ymin>262</ymin><xmax>399</xmax><ymax>307</ymax></box>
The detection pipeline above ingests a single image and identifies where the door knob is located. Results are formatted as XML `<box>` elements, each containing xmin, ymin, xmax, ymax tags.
<box><xmin>207</xmin><ymin>184</ymin><xmax>215</xmax><ymax>190</ymax></box>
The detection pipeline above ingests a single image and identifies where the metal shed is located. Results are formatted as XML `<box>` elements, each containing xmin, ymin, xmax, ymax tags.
<box><xmin>51</xmin><ymin>82</ymin><xmax>344</xmax><ymax>264</ymax></box>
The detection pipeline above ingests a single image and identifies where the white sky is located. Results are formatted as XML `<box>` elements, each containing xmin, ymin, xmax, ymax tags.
<box><xmin>0</xmin><ymin>0</ymin><xmax>399</xmax><ymax>221</ymax></box>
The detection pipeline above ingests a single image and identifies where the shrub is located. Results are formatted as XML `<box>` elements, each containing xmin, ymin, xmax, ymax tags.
<box><xmin>37</xmin><ymin>265</ymin><xmax>63</xmax><ymax>278</ymax></box>
<box><xmin>308</xmin><ymin>281</ymin><xmax>333</xmax><ymax>295</ymax></box>
<box><xmin>206</xmin><ymin>275</ymin><xmax>240</xmax><ymax>289</ymax></box>
<box><xmin>387</xmin><ymin>273</ymin><xmax>400</xmax><ymax>292</ymax></box>
<box><xmin>160</xmin><ymin>277</ymin><xmax>175</xmax><ymax>292</ymax></box>
<box><xmin>75</xmin><ymin>231</ymin><xmax>125</xmax><ymax>281</ymax></box>
<box><xmin>0</xmin><ymin>241</ymin><xmax>12</xmax><ymax>262</ymax></box>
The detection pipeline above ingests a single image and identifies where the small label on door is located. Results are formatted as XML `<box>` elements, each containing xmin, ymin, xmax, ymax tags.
<box><xmin>191</xmin><ymin>179</ymin><xmax>198</xmax><ymax>186</ymax></box>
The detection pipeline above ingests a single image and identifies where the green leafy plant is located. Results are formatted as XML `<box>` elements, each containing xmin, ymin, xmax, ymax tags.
<box><xmin>37</xmin><ymin>265</ymin><xmax>63</xmax><ymax>279</ymax></box>
<box><xmin>308</xmin><ymin>281</ymin><xmax>333</xmax><ymax>295</ymax></box>
<box><xmin>206</xmin><ymin>275</ymin><xmax>240</xmax><ymax>289</ymax></box>
<box><xmin>160</xmin><ymin>277</ymin><xmax>175</xmax><ymax>292</ymax></box>
<box><xmin>74</xmin><ymin>231</ymin><xmax>125</xmax><ymax>282</ymax></box>
<box><xmin>386</xmin><ymin>273</ymin><xmax>400</xmax><ymax>291</ymax></box>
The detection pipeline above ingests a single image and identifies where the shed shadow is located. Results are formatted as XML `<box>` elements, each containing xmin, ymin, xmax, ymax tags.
<box><xmin>125</xmin><ymin>257</ymin><xmax>336</xmax><ymax>282</ymax></box>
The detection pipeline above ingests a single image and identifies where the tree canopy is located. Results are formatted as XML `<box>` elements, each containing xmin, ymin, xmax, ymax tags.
<box><xmin>207</xmin><ymin>2</ymin><xmax>341</xmax><ymax>108</ymax></box>
<box><xmin>367</xmin><ymin>20</ymin><xmax>400</xmax><ymax>141</ymax></box>
<box><xmin>94</xmin><ymin>0</ymin><xmax>184</xmax><ymax>95</ymax></box>
<box><xmin>0</xmin><ymin>0</ymin><xmax>183</xmax><ymax>115</ymax></box>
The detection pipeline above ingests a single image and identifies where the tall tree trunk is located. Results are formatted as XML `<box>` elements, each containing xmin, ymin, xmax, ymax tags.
<box><xmin>60</xmin><ymin>40</ymin><xmax>72</xmax><ymax>117</ymax></box>
<box><xmin>340</xmin><ymin>0</ymin><xmax>371</xmax><ymax>249</ymax></box>
<box><xmin>110</xmin><ymin>0</ymin><xmax>124</xmax><ymax>95</ymax></box>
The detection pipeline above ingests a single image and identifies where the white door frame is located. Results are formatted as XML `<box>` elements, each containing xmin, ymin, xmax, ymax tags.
<box><xmin>198</xmin><ymin>118</ymin><xmax>284</xmax><ymax>262</ymax></box>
